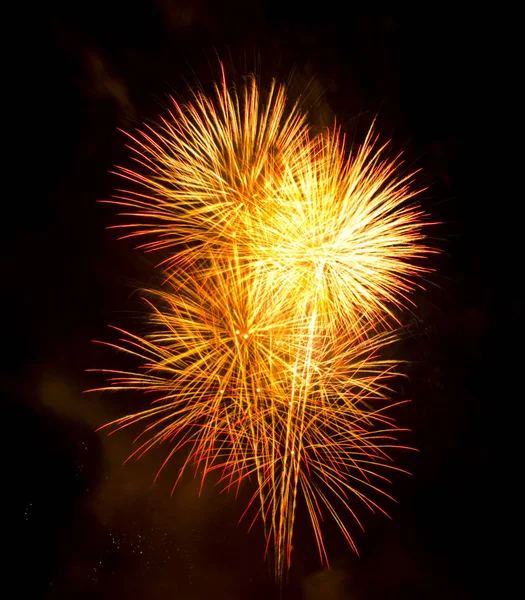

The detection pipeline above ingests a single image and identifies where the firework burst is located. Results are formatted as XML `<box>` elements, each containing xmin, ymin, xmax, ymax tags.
<box><xmin>92</xmin><ymin>68</ymin><xmax>435</xmax><ymax>579</ymax></box>
<box><xmin>108</xmin><ymin>66</ymin><xmax>309</xmax><ymax>275</ymax></box>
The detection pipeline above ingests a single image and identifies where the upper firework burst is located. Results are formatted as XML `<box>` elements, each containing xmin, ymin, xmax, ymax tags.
<box><xmin>107</xmin><ymin>69</ymin><xmax>434</xmax><ymax>332</ymax></box>
<box><xmin>246</xmin><ymin>126</ymin><xmax>437</xmax><ymax>337</ymax></box>
<box><xmin>108</xmin><ymin>66</ymin><xmax>309</xmax><ymax>271</ymax></box>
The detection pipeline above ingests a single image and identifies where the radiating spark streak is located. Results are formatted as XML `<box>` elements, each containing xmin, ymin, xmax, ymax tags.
<box><xmin>92</xmin><ymin>67</ymin><xmax>436</xmax><ymax>579</ymax></box>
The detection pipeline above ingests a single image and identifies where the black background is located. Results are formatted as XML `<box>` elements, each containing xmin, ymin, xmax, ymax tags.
<box><xmin>11</xmin><ymin>3</ymin><xmax>502</xmax><ymax>598</ymax></box>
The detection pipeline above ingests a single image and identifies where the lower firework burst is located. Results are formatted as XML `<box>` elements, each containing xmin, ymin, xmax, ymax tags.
<box><xmin>93</xmin><ymin>256</ymin><xmax>409</xmax><ymax>578</ymax></box>
<box><xmin>92</xmin><ymin>68</ymin><xmax>436</xmax><ymax>580</ymax></box>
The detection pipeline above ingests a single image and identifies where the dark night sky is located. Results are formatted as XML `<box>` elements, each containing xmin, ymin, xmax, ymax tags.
<box><xmin>10</xmin><ymin>4</ymin><xmax>503</xmax><ymax>599</ymax></box>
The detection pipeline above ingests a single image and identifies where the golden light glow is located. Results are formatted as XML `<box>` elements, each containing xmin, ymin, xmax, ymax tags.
<box><xmin>92</xmin><ymin>68</ymin><xmax>436</xmax><ymax>579</ymax></box>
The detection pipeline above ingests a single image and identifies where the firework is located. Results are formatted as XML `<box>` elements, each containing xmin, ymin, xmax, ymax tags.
<box><xmin>93</xmin><ymin>69</ymin><xmax>435</xmax><ymax>579</ymax></box>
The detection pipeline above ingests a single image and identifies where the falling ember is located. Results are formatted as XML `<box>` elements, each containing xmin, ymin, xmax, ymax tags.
<box><xmin>90</xmin><ymin>65</ymin><xmax>437</xmax><ymax>580</ymax></box>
